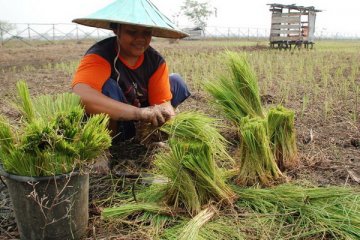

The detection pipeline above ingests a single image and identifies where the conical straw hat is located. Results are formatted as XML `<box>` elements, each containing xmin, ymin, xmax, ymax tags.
<box><xmin>72</xmin><ymin>0</ymin><xmax>189</xmax><ymax>39</ymax></box>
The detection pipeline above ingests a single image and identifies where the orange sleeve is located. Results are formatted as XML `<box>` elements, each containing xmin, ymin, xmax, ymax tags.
<box><xmin>148</xmin><ymin>62</ymin><xmax>172</xmax><ymax>105</ymax></box>
<box><xmin>71</xmin><ymin>54</ymin><xmax>111</xmax><ymax>92</ymax></box>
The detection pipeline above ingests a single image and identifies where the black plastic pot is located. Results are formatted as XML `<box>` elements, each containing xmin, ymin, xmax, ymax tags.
<box><xmin>0</xmin><ymin>166</ymin><xmax>89</xmax><ymax>240</ymax></box>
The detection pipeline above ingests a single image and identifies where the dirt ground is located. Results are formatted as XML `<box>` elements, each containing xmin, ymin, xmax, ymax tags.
<box><xmin>0</xmin><ymin>40</ymin><xmax>359</xmax><ymax>239</ymax></box>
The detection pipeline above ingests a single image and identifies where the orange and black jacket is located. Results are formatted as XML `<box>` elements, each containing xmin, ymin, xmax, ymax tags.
<box><xmin>72</xmin><ymin>36</ymin><xmax>172</xmax><ymax>107</ymax></box>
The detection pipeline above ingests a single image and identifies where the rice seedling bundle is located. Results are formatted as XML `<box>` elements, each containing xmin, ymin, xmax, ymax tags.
<box><xmin>161</xmin><ymin>210</ymin><xmax>245</xmax><ymax>240</ymax></box>
<box><xmin>156</xmin><ymin>112</ymin><xmax>236</xmax><ymax>216</ymax></box>
<box><xmin>173</xmin><ymin>207</ymin><xmax>215</xmax><ymax>240</ymax></box>
<box><xmin>102</xmin><ymin>202</ymin><xmax>172</xmax><ymax>219</ymax></box>
<box><xmin>237</xmin><ymin>116</ymin><xmax>284</xmax><ymax>186</ymax></box>
<box><xmin>234</xmin><ymin>184</ymin><xmax>360</xmax><ymax>239</ymax></box>
<box><xmin>101</xmin><ymin>183</ymin><xmax>175</xmax><ymax>236</ymax></box>
<box><xmin>205</xmin><ymin>52</ymin><xmax>283</xmax><ymax>185</ymax></box>
<box><xmin>205</xmin><ymin>51</ymin><xmax>264</xmax><ymax>125</ymax></box>
<box><xmin>0</xmin><ymin>81</ymin><xmax>111</xmax><ymax>176</ymax></box>
<box><xmin>267</xmin><ymin>105</ymin><xmax>298</xmax><ymax>171</ymax></box>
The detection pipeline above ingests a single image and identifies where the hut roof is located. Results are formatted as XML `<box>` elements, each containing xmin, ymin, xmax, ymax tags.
<box><xmin>268</xmin><ymin>3</ymin><xmax>322</xmax><ymax>13</ymax></box>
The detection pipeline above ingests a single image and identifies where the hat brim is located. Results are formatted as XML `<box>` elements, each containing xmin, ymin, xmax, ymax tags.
<box><xmin>72</xmin><ymin>0</ymin><xmax>189</xmax><ymax>39</ymax></box>
<box><xmin>72</xmin><ymin>19</ymin><xmax>189</xmax><ymax>39</ymax></box>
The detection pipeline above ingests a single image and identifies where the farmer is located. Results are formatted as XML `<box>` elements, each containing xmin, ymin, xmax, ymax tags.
<box><xmin>71</xmin><ymin>0</ymin><xmax>190</xmax><ymax>143</ymax></box>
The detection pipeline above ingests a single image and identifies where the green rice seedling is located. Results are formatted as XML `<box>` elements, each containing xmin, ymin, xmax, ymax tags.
<box><xmin>102</xmin><ymin>200</ymin><xmax>175</xmax><ymax>237</ymax></box>
<box><xmin>233</xmin><ymin>184</ymin><xmax>360</xmax><ymax>239</ymax></box>
<box><xmin>156</xmin><ymin>112</ymin><xmax>236</xmax><ymax>216</ymax></box>
<box><xmin>155</xmin><ymin>145</ymin><xmax>202</xmax><ymax>215</ymax></box>
<box><xmin>102</xmin><ymin>202</ymin><xmax>172</xmax><ymax>219</ymax></box>
<box><xmin>204</xmin><ymin>52</ymin><xmax>288</xmax><ymax>186</ymax></box>
<box><xmin>301</xmin><ymin>94</ymin><xmax>309</xmax><ymax>117</ymax></box>
<box><xmin>205</xmin><ymin>51</ymin><xmax>264</xmax><ymax>125</ymax></box>
<box><xmin>323</xmin><ymin>99</ymin><xmax>332</xmax><ymax>121</ymax></box>
<box><xmin>161</xmin><ymin>212</ymin><xmax>245</xmax><ymax>240</ymax></box>
<box><xmin>353</xmin><ymin>85</ymin><xmax>359</xmax><ymax>121</ymax></box>
<box><xmin>53</xmin><ymin>60</ymin><xmax>80</xmax><ymax>75</ymax></box>
<box><xmin>75</xmin><ymin>114</ymin><xmax>112</xmax><ymax>160</ymax></box>
<box><xmin>134</xmin><ymin>182</ymin><xmax>169</xmax><ymax>203</ymax></box>
<box><xmin>267</xmin><ymin>105</ymin><xmax>298</xmax><ymax>171</ymax></box>
<box><xmin>15</xmin><ymin>80</ymin><xmax>35</xmax><ymax>122</ymax></box>
<box><xmin>160</xmin><ymin>111</ymin><xmax>232</xmax><ymax>164</ymax></box>
<box><xmin>237</xmin><ymin>116</ymin><xmax>284</xmax><ymax>186</ymax></box>
<box><xmin>22</xmin><ymin>65</ymin><xmax>36</xmax><ymax>73</ymax></box>
<box><xmin>0</xmin><ymin>116</ymin><xmax>15</xmax><ymax>156</ymax></box>
<box><xmin>139</xmin><ymin>211</ymin><xmax>174</xmax><ymax>236</ymax></box>
<box><xmin>196</xmin><ymin>216</ymin><xmax>245</xmax><ymax>240</ymax></box>
<box><xmin>34</xmin><ymin>92</ymin><xmax>84</xmax><ymax>122</ymax></box>
<box><xmin>176</xmin><ymin>207</ymin><xmax>215</xmax><ymax>240</ymax></box>
<box><xmin>0</xmin><ymin>80</ymin><xmax>111</xmax><ymax>176</ymax></box>
<box><xmin>101</xmin><ymin>183</ymin><xmax>177</xmax><ymax>236</ymax></box>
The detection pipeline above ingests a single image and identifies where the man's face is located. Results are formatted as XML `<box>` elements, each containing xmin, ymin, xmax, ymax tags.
<box><xmin>117</xmin><ymin>24</ymin><xmax>152</xmax><ymax>58</ymax></box>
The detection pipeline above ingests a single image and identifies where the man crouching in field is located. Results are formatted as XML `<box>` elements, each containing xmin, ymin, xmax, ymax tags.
<box><xmin>70</xmin><ymin>0</ymin><xmax>190</xmax><ymax>173</ymax></box>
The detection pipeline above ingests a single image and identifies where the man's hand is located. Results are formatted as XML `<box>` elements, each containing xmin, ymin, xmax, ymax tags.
<box><xmin>138</xmin><ymin>103</ymin><xmax>175</xmax><ymax>127</ymax></box>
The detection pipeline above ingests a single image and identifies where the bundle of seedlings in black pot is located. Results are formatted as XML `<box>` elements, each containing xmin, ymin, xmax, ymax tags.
<box><xmin>0</xmin><ymin>80</ymin><xmax>111</xmax><ymax>240</ymax></box>
<box><xmin>0</xmin><ymin>81</ymin><xmax>111</xmax><ymax>176</ymax></box>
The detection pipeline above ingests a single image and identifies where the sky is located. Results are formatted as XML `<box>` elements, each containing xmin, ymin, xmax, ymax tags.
<box><xmin>0</xmin><ymin>0</ymin><xmax>359</xmax><ymax>36</ymax></box>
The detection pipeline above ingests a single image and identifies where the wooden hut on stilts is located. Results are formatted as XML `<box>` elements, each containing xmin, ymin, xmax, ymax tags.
<box><xmin>268</xmin><ymin>4</ymin><xmax>321</xmax><ymax>49</ymax></box>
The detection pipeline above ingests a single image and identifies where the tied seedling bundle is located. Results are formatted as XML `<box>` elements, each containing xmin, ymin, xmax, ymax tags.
<box><xmin>237</xmin><ymin>116</ymin><xmax>284</xmax><ymax>186</ymax></box>
<box><xmin>267</xmin><ymin>105</ymin><xmax>298</xmax><ymax>171</ymax></box>
<box><xmin>156</xmin><ymin>112</ymin><xmax>236</xmax><ymax>216</ymax></box>
<box><xmin>205</xmin><ymin>51</ymin><xmax>264</xmax><ymax>125</ymax></box>
<box><xmin>0</xmin><ymin>81</ymin><xmax>111</xmax><ymax>176</ymax></box>
<box><xmin>161</xmin><ymin>206</ymin><xmax>245</xmax><ymax>240</ymax></box>
<box><xmin>206</xmin><ymin>52</ymin><xmax>287</xmax><ymax>185</ymax></box>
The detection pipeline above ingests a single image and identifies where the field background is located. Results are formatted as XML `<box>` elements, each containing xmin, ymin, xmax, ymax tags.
<box><xmin>0</xmin><ymin>39</ymin><xmax>359</xmax><ymax>238</ymax></box>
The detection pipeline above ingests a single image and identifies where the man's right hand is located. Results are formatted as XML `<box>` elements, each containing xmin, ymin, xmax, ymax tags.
<box><xmin>138</xmin><ymin>104</ymin><xmax>174</xmax><ymax>127</ymax></box>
